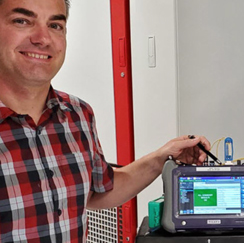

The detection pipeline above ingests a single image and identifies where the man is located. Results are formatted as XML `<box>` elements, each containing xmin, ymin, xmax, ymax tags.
<box><xmin>0</xmin><ymin>0</ymin><xmax>210</xmax><ymax>242</ymax></box>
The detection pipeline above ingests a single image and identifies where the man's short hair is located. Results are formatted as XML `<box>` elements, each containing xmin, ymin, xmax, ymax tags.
<box><xmin>65</xmin><ymin>0</ymin><xmax>70</xmax><ymax>17</ymax></box>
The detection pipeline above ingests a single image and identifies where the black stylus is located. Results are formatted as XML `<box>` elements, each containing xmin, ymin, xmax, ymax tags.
<box><xmin>188</xmin><ymin>135</ymin><xmax>222</xmax><ymax>165</ymax></box>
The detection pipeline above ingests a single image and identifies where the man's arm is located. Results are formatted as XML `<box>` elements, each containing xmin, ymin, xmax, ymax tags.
<box><xmin>87</xmin><ymin>135</ymin><xmax>210</xmax><ymax>210</ymax></box>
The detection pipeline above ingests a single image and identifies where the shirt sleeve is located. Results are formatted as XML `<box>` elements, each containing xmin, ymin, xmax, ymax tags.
<box><xmin>90</xmin><ymin>115</ymin><xmax>114</xmax><ymax>193</ymax></box>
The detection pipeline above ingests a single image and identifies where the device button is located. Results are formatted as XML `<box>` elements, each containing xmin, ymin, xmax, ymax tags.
<box><xmin>181</xmin><ymin>221</ymin><xmax>187</xmax><ymax>226</ymax></box>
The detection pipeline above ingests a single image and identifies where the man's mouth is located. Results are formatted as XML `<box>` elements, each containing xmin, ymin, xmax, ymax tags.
<box><xmin>20</xmin><ymin>52</ymin><xmax>51</xmax><ymax>60</ymax></box>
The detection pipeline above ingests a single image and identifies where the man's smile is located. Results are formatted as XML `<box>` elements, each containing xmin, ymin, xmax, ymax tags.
<box><xmin>20</xmin><ymin>51</ymin><xmax>52</xmax><ymax>60</ymax></box>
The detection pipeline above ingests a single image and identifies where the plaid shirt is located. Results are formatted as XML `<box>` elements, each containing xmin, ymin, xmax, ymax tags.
<box><xmin>0</xmin><ymin>87</ymin><xmax>114</xmax><ymax>243</ymax></box>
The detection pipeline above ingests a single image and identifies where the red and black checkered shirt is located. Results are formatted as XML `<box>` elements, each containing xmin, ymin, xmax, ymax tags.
<box><xmin>0</xmin><ymin>87</ymin><xmax>114</xmax><ymax>243</ymax></box>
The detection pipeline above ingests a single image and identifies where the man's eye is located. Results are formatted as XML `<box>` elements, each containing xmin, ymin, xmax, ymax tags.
<box><xmin>12</xmin><ymin>18</ymin><xmax>29</xmax><ymax>25</ymax></box>
<box><xmin>49</xmin><ymin>23</ymin><xmax>63</xmax><ymax>30</ymax></box>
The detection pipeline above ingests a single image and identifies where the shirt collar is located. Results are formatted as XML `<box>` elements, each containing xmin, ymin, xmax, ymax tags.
<box><xmin>0</xmin><ymin>86</ymin><xmax>72</xmax><ymax>124</ymax></box>
<box><xmin>0</xmin><ymin>102</ymin><xmax>16</xmax><ymax>124</ymax></box>
<box><xmin>46</xmin><ymin>86</ymin><xmax>72</xmax><ymax>113</ymax></box>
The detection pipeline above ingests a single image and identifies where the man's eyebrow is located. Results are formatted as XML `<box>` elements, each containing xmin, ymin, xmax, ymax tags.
<box><xmin>50</xmin><ymin>14</ymin><xmax>67</xmax><ymax>23</ymax></box>
<box><xmin>11</xmin><ymin>8</ymin><xmax>66</xmax><ymax>22</ymax></box>
<box><xmin>12</xmin><ymin>8</ymin><xmax>37</xmax><ymax>18</ymax></box>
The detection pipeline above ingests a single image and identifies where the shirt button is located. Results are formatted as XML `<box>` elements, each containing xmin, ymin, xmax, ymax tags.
<box><xmin>58</xmin><ymin>209</ymin><xmax>62</xmax><ymax>216</ymax></box>
<box><xmin>36</xmin><ymin>126</ymin><xmax>42</xmax><ymax>135</ymax></box>
<box><xmin>49</xmin><ymin>170</ymin><xmax>54</xmax><ymax>177</ymax></box>
<box><xmin>45</xmin><ymin>169</ymin><xmax>54</xmax><ymax>178</ymax></box>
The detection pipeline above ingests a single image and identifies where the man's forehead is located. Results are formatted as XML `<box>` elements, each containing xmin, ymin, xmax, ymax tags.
<box><xmin>0</xmin><ymin>0</ymin><xmax>68</xmax><ymax>19</ymax></box>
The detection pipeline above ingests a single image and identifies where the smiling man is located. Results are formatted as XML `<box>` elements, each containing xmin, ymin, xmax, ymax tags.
<box><xmin>0</xmin><ymin>0</ymin><xmax>210</xmax><ymax>243</ymax></box>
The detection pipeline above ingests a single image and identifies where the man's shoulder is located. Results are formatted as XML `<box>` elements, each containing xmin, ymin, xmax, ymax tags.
<box><xmin>54</xmin><ymin>89</ymin><xmax>94</xmax><ymax>116</ymax></box>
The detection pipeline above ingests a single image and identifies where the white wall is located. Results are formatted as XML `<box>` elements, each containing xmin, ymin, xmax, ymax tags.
<box><xmin>53</xmin><ymin>1</ymin><xmax>117</xmax><ymax>163</ymax></box>
<box><xmin>130</xmin><ymin>0</ymin><xmax>178</xmax><ymax>225</ymax></box>
<box><xmin>177</xmin><ymin>0</ymin><xmax>244</xmax><ymax>162</ymax></box>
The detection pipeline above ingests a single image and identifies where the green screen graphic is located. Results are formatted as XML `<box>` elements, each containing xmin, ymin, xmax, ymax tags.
<box><xmin>194</xmin><ymin>189</ymin><xmax>217</xmax><ymax>206</ymax></box>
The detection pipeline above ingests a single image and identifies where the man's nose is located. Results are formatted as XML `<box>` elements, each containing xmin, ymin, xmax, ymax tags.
<box><xmin>30</xmin><ymin>24</ymin><xmax>52</xmax><ymax>46</ymax></box>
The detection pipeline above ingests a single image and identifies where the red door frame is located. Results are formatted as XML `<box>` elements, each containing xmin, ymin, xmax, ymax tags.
<box><xmin>110</xmin><ymin>0</ymin><xmax>137</xmax><ymax>242</ymax></box>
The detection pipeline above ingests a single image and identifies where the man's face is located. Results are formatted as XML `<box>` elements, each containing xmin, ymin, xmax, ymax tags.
<box><xmin>0</xmin><ymin>0</ymin><xmax>67</xmax><ymax>86</ymax></box>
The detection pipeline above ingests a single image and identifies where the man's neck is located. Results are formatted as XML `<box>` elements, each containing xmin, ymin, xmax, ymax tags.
<box><xmin>0</xmin><ymin>80</ymin><xmax>51</xmax><ymax>125</ymax></box>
